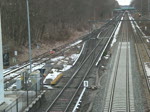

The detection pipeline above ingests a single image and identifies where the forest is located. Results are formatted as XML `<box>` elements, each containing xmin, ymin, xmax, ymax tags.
<box><xmin>1</xmin><ymin>0</ymin><xmax>118</xmax><ymax>49</ymax></box>
<box><xmin>131</xmin><ymin>0</ymin><xmax>148</xmax><ymax>15</ymax></box>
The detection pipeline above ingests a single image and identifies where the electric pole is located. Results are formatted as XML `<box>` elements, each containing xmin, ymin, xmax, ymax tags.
<box><xmin>0</xmin><ymin>9</ymin><xmax>5</xmax><ymax>105</ymax></box>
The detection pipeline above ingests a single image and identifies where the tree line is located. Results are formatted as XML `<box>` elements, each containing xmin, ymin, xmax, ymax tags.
<box><xmin>131</xmin><ymin>0</ymin><xmax>148</xmax><ymax>15</ymax></box>
<box><xmin>1</xmin><ymin>0</ymin><xmax>117</xmax><ymax>48</ymax></box>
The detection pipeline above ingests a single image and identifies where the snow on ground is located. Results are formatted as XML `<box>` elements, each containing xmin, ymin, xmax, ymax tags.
<box><xmin>51</xmin><ymin>56</ymin><xmax>64</xmax><ymax>62</ymax></box>
<box><xmin>44</xmin><ymin>53</ymin><xmax>80</xmax><ymax>82</ymax></box>
<box><xmin>3</xmin><ymin>64</ymin><xmax>20</xmax><ymax>74</ymax></box>
<box><xmin>101</xmin><ymin>66</ymin><xmax>104</xmax><ymax>68</ymax></box>
<box><xmin>104</xmin><ymin>55</ymin><xmax>110</xmax><ymax>59</ymax></box>
<box><xmin>111</xmin><ymin>17</ymin><xmax>123</xmax><ymax>47</ymax></box>
<box><xmin>73</xmin><ymin>42</ymin><xmax>85</xmax><ymax>65</ymax></box>
<box><xmin>129</xmin><ymin>16</ymin><xmax>136</xmax><ymax>33</ymax></box>
<box><xmin>44</xmin><ymin>85</ymin><xmax>53</xmax><ymax>89</ymax></box>
<box><xmin>144</xmin><ymin>63</ymin><xmax>150</xmax><ymax>77</ymax></box>
<box><xmin>44</xmin><ymin>47</ymin><xmax>83</xmax><ymax>83</ymax></box>
<box><xmin>31</xmin><ymin>63</ymin><xmax>45</xmax><ymax>71</ymax></box>
<box><xmin>128</xmin><ymin>13</ymin><xmax>146</xmax><ymax>36</ymax></box>
<box><xmin>4</xmin><ymin>39</ymin><xmax>83</xmax><ymax>86</ymax></box>
<box><xmin>70</xmin><ymin>40</ymin><xmax>82</xmax><ymax>47</ymax></box>
<box><xmin>3</xmin><ymin>69</ymin><xmax>12</xmax><ymax>74</ymax></box>
<box><xmin>146</xmin><ymin>39</ymin><xmax>150</xmax><ymax>43</ymax></box>
<box><xmin>60</xmin><ymin>65</ymin><xmax>72</xmax><ymax>72</ymax></box>
<box><xmin>70</xmin><ymin>54</ymin><xmax>80</xmax><ymax>61</ymax></box>
<box><xmin>5</xmin><ymin>73</ymin><xmax>18</xmax><ymax>79</ymax></box>
<box><xmin>66</xmin><ymin>40</ymin><xmax>82</xmax><ymax>49</ymax></box>
<box><xmin>6</xmin><ymin>83</ymin><xmax>17</xmax><ymax>90</ymax></box>
<box><xmin>42</xmin><ymin>58</ymin><xmax>49</xmax><ymax>61</ymax></box>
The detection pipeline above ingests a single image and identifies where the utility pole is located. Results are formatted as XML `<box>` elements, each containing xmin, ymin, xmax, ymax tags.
<box><xmin>141</xmin><ymin>0</ymin><xmax>143</xmax><ymax>15</ymax></box>
<box><xmin>148</xmin><ymin>0</ymin><xmax>150</xmax><ymax>16</ymax></box>
<box><xmin>26</xmin><ymin>0</ymin><xmax>32</xmax><ymax>106</ymax></box>
<box><xmin>26</xmin><ymin>0</ymin><xmax>32</xmax><ymax>73</ymax></box>
<box><xmin>0</xmin><ymin>9</ymin><xmax>4</xmax><ymax>105</ymax></box>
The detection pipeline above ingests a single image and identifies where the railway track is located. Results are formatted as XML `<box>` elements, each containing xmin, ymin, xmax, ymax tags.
<box><xmin>3</xmin><ymin>16</ymin><xmax>111</xmax><ymax>76</ymax></box>
<box><xmin>129</xmin><ymin>13</ymin><xmax>150</xmax><ymax>110</ymax></box>
<box><xmin>3</xmin><ymin>16</ymin><xmax>120</xmax><ymax>87</ymax></box>
<box><xmin>3</xmin><ymin>40</ymin><xmax>83</xmax><ymax>77</ymax></box>
<box><xmin>45</xmin><ymin>15</ymin><xmax>122</xmax><ymax>112</ymax></box>
<box><xmin>104</xmin><ymin>13</ymin><xmax>135</xmax><ymax>112</ymax></box>
<box><xmin>3</xmin><ymin>16</ymin><xmax>114</xmax><ymax>78</ymax></box>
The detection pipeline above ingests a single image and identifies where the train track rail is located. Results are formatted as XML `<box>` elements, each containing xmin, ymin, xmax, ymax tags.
<box><xmin>129</xmin><ymin>13</ymin><xmax>150</xmax><ymax>110</ymax></box>
<box><xmin>45</xmin><ymin>15</ymin><xmax>121</xmax><ymax>112</ymax></box>
<box><xmin>4</xmin><ymin>16</ymin><xmax>121</xmax><ymax>87</ymax></box>
<box><xmin>129</xmin><ymin>14</ymin><xmax>150</xmax><ymax>92</ymax></box>
<box><xmin>3</xmin><ymin>16</ymin><xmax>115</xmax><ymax>77</ymax></box>
<box><xmin>4</xmin><ymin>16</ymin><xmax>118</xmax><ymax>82</ymax></box>
<box><xmin>104</xmin><ymin>13</ymin><xmax>135</xmax><ymax>112</ymax></box>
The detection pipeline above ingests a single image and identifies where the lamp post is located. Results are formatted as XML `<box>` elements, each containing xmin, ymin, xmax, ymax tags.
<box><xmin>141</xmin><ymin>0</ymin><xmax>143</xmax><ymax>15</ymax></box>
<box><xmin>26</xmin><ymin>0</ymin><xmax>32</xmax><ymax>106</ymax></box>
<box><xmin>148</xmin><ymin>0</ymin><xmax>150</xmax><ymax>16</ymax></box>
<box><xmin>0</xmin><ymin>9</ymin><xmax>4</xmax><ymax>105</ymax></box>
<box><xmin>26</xmin><ymin>0</ymin><xmax>32</xmax><ymax>73</ymax></box>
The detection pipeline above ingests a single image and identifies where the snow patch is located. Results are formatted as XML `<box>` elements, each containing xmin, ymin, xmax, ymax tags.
<box><xmin>70</xmin><ymin>54</ymin><xmax>80</xmax><ymax>61</ymax></box>
<box><xmin>61</xmin><ymin>65</ymin><xmax>72</xmax><ymax>71</ymax></box>
<box><xmin>128</xmin><ymin>13</ymin><xmax>146</xmax><ymax>36</ymax></box>
<box><xmin>51</xmin><ymin>56</ymin><xmax>64</xmax><ymax>62</ymax></box>
<box><xmin>44</xmin><ymin>85</ymin><xmax>53</xmax><ymax>89</ymax></box>
<box><xmin>104</xmin><ymin>55</ymin><xmax>110</xmax><ymax>59</ymax></box>
<box><xmin>144</xmin><ymin>63</ymin><xmax>150</xmax><ymax>77</ymax></box>
<box><xmin>31</xmin><ymin>63</ymin><xmax>45</xmax><ymax>71</ymax></box>
<box><xmin>7</xmin><ymin>83</ymin><xmax>16</xmax><ymax>90</ymax></box>
<box><xmin>66</xmin><ymin>40</ymin><xmax>82</xmax><ymax>48</ymax></box>
<box><xmin>74</xmin><ymin>43</ymin><xmax>85</xmax><ymax>65</ymax></box>
<box><xmin>44</xmin><ymin>52</ymin><xmax>81</xmax><ymax>82</ymax></box>
<box><xmin>111</xmin><ymin>17</ymin><xmax>123</xmax><ymax>47</ymax></box>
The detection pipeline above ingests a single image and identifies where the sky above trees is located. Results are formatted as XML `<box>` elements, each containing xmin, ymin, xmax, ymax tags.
<box><xmin>117</xmin><ymin>0</ymin><xmax>131</xmax><ymax>5</ymax></box>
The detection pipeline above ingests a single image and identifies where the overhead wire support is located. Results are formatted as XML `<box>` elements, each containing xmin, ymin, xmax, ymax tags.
<box><xmin>26</xmin><ymin>0</ymin><xmax>32</xmax><ymax>74</ymax></box>
<box><xmin>26</xmin><ymin>0</ymin><xmax>32</xmax><ymax>106</ymax></box>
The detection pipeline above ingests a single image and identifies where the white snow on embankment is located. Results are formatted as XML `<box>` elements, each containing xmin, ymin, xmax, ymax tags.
<box><xmin>128</xmin><ymin>13</ymin><xmax>150</xmax><ymax>43</ymax></box>
<box><xmin>4</xmin><ymin>40</ymin><xmax>82</xmax><ymax>83</ymax></box>
<box><xmin>66</xmin><ymin>40</ymin><xmax>82</xmax><ymax>48</ymax></box>
<box><xmin>43</xmin><ymin>54</ymin><xmax>80</xmax><ymax>83</ymax></box>
<box><xmin>44</xmin><ymin>42</ymin><xmax>85</xmax><ymax>85</ymax></box>
<box><xmin>144</xmin><ymin>63</ymin><xmax>150</xmax><ymax>77</ymax></box>
<box><xmin>111</xmin><ymin>17</ymin><xmax>124</xmax><ymax>47</ymax></box>
<box><xmin>129</xmin><ymin>14</ymin><xmax>150</xmax><ymax>80</ymax></box>
<box><xmin>43</xmin><ymin>54</ymin><xmax>78</xmax><ymax>80</ymax></box>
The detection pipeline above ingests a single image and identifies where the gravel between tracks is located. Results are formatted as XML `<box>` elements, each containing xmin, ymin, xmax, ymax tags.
<box><xmin>91</xmin><ymin>22</ymin><xmax>149</xmax><ymax>112</ymax></box>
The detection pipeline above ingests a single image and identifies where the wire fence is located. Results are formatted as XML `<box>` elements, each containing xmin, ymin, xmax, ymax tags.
<box><xmin>3</xmin><ymin>78</ymin><xmax>43</xmax><ymax>112</ymax></box>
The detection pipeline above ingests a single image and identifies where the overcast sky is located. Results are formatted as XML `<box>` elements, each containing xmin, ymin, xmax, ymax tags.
<box><xmin>117</xmin><ymin>0</ymin><xmax>132</xmax><ymax>5</ymax></box>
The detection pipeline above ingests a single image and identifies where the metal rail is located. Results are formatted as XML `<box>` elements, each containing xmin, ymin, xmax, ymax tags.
<box><xmin>4</xmin><ymin>40</ymin><xmax>84</xmax><ymax>83</ymax></box>
<box><xmin>3</xmin><ymin>16</ymin><xmax>119</xmax><ymax>84</ymax></box>
<box><xmin>133</xmin><ymin>24</ymin><xmax>150</xmax><ymax>58</ymax></box>
<box><xmin>45</xmin><ymin>16</ymin><xmax>121</xmax><ymax>112</ymax></box>
<box><xmin>108</xmin><ymin>20</ymin><xmax>124</xmax><ymax>112</ymax></box>
<box><xmin>131</xmin><ymin>16</ymin><xmax>150</xmax><ymax>92</ymax></box>
<box><xmin>126</xmin><ymin>19</ymin><xmax>130</xmax><ymax>112</ymax></box>
<box><xmin>4</xmin><ymin>15</ymin><xmax>116</xmax><ymax>76</ymax></box>
<box><xmin>105</xmin><ymin>13</ymin><xmax>131</xmax><ymax>112</ymax></box>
